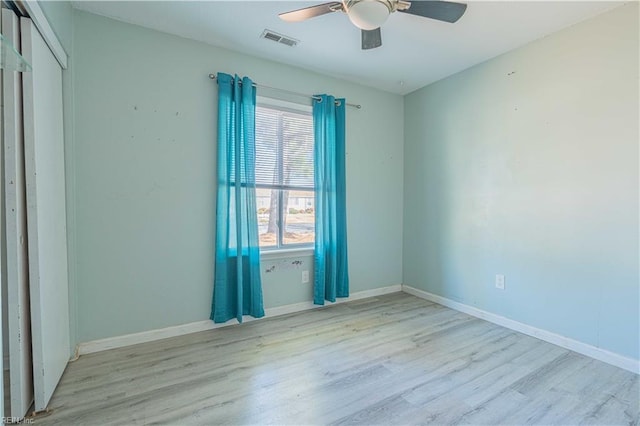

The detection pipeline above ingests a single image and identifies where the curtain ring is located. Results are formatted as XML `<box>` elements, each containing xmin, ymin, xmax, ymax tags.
<box><xmin>335</xmin><ymin>100</ymin><xmax>342</xmax><ymax>107</ymax></box>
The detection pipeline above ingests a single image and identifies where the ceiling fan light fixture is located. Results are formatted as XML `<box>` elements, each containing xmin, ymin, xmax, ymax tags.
<box><xmin>346</xmin><ymin>0</ymin><xmax>391</xmax><ymax>30</ymax></box>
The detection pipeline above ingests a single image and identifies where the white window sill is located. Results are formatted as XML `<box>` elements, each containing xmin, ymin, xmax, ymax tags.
<box><xmin>260</xmin><ymin>248</ymin><xmax>314</xmax><ymax>260</ymax></box>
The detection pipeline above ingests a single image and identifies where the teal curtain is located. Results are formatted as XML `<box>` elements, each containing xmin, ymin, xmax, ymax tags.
<box><xmin>211</xmin><ymin>73</ymin><xmax>265</xmax><ymax>323</ymax></box>
<box><xmin>313</xmin><ymin>95</ymin><xmax>349</xmax><ymax>305</ymax></box>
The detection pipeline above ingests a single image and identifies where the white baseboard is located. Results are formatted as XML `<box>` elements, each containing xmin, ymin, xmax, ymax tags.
<box><xmin>402</xmin><ymin>285</ymin><xmax>639</xmax><ymax>375</ymax></box>
<box><xmin>266</xmin><ymin>284</ymin><xmax>402</xmax><ymax>317</ymax></box>
<box><xmin>76</xmin><ymin>320</ymin><xmax>220</xmax><ymax>356</ymax></box>
<box><xmin>76</xmin><ymin>284</ymin><xmax>402</xmax><ymax>356</ymax></box>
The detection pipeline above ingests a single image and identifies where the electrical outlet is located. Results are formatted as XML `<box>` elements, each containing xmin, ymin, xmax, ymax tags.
<box><xmin>495</xmin><ymin>274</ymin><xmax>505</xmax><ymax>290</ymax></box>
<box><xmin>302</xmin><ymin>270</ymin><xmax>309</xmax><ymax>283</ymax></box>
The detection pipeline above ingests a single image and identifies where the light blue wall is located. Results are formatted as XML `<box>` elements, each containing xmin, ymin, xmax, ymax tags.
<box><xmin>38</xmin><ymin>1</ymin><xmax>72</xmax><ymax>53</ymax></box>
<box><xmin>71</xmin><ymin>10</ymin><xmax>404</xmax><ymax>343</ymax></box>
<box><xmin>403</xmin><ymin>3</ymin><xmax>639</xmax><ymax>360</ymax></box>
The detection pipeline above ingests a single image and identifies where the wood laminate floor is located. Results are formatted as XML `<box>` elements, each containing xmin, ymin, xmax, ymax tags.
<box><xmin>34</xmin><ymin>293</ymin><xmax>638</xmax><ymax>425</ymax></box>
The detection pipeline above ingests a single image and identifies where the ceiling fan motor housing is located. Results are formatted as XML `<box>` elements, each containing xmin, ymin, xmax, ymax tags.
<box><xmin>345</xmin><ymin>0</ymin><xmax>395</xmax><ymax>30</ymax></box>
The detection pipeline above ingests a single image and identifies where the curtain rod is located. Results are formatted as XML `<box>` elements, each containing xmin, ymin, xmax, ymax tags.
<box><xmin>209</xmin><ymin>74</ymin><xmax>361</xmax><ymax>109</ymax></box>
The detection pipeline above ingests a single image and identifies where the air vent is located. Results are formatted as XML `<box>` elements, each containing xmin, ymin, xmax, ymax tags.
<box><xmin>260</xmin><ymin>29</ymin><xmax>299</xmax><ymax>47</ymax></box>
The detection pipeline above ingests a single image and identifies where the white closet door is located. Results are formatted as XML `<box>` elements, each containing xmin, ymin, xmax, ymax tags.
<box><xmin>3</xmin><ymin>8</ymin><xmax>34</xmax><ymax>418</ymax></box>
<box><xmin>20</xmin><ymin>17</ymin><xmax>70</xmax><ymax>412</ymax></box>
<box><xmin>1</xmin><ymin>11</ymin><xmax>4</xmax><ymax>422</ymax></box>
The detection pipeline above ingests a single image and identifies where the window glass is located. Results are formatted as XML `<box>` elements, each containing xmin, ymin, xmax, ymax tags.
<box><xmin>255</xmin><ymin>103</ymin><xmax>314</xmax><ymax>250</ymax></box>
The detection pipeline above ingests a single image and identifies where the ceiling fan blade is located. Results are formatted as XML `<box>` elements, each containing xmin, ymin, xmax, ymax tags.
<box><xmin>362</xmin><ymin>28</ymin><xmax>382</xmax><ymax>50</ymax></box>
<box><xmin>399</xmin><ymin>1</ymin><xmax>467</xmax><ymax>23</ymax></box>
<box><xmin>279</xmin><ymin>2</ymin><xmax>343</xmax><ymax>22</ymax></box>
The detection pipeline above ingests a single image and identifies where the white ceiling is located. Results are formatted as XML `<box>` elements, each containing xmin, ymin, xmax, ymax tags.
<box><xmin>72</xmin><ymin>1</ymin><xmax>624</xmax><ymax>95</ymax></box>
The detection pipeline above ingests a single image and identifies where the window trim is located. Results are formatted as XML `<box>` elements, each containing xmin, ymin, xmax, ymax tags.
<box><xmin>255</xmin><ymin>96</ymin><xmax>315</xmax><ymax>253</ymax></box>
<box><xmin>260</xmin><ymin>247</ymin><xmax>314</xmax><ymax>260</ymax></box>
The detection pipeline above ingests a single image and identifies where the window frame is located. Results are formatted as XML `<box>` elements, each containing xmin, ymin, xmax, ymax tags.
<box><xmin>255</xmin><ymin>96</ymin><xmax>315</xmax><ymax>253</ymax></box>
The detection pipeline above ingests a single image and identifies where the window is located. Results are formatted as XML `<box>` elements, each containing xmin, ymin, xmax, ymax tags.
<box><xmin>255</xmin><ymin>100</ymin><xmax>314</xmax><ymax>250</ymax></box>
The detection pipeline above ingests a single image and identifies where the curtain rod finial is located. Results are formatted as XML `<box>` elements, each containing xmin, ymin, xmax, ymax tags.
<box><xmin>209</xmin><ymin>73</ymin><xmax>216</xmax><ymax>79</ymax></box>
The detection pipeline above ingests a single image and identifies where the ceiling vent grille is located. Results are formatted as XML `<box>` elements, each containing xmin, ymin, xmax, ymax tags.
<box><xmin>260</xmin><ymin>29</ymin><xmax>299</xmax><ymax>47</ymax></box>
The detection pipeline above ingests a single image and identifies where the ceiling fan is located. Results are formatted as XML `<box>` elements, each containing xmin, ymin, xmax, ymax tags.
<box><xmin>279</xmin><ymin>0</ymin><xmax>467</xmax><ymax>50</ymax></box>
